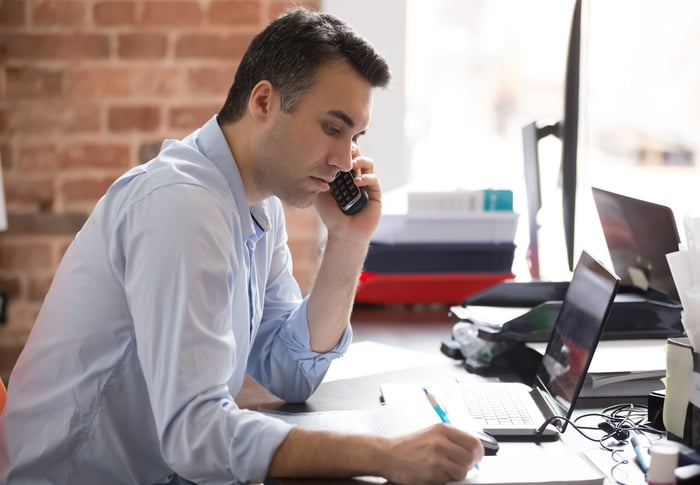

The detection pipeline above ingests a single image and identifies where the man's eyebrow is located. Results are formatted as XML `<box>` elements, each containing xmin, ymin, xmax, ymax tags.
<box><xmin>328</xmin><ymin>110</ymin><xmax>355</xmax><ymax>129</ymax></box>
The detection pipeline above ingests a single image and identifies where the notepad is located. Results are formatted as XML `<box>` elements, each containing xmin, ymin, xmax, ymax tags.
<box><xmin>259</xmin><ymin>406</ymin><xmax>604</xmax><ymax>485</ymax></box>
<box><xmin>452</xmin><ymin>447</ymin><xmax>604</xmax><ymax>485</ymax></box>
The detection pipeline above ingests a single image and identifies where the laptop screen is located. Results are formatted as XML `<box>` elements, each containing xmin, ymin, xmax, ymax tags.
<box><xmin>535</xmin><ymin>251</ymin><xmax>620</xmax><ymax>424</ymax></box>
<box><xmin>592</xmin><ymin>186</ymin><xmax>680</xmax><ymax>302</ymax></box>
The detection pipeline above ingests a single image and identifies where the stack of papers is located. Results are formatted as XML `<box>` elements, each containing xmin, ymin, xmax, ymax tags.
<box><xmin>530</xmin><ymin>339</ymin><xmax>667</xmax><ymax>397</ymax></box>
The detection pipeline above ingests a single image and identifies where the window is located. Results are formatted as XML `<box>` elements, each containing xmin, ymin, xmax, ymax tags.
<box><xmin>323</xmin><ymin>0</ymin><xmax>700</xmax><ymax>279</ymax></box>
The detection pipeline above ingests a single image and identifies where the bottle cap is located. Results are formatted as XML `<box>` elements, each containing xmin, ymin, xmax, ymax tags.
<box><xmin>647</xmin><ymin>441</ymin><xmax>679</xmax><ymax>484</ymax></box>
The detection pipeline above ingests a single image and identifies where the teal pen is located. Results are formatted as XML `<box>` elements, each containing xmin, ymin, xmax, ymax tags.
<box><xmin>631</xmin><ymin>436</ymin><xmax>649</xmax><ymax>473</ymax></box>
<box><xmin>423</xmin><ymin>388</ymin><xmax>480</xmax><ymax>471</ymax></box>
<box><xmin>423</xmin><ymin>387</ymin><xmax>451</xmax><ymax>424</ymax></box>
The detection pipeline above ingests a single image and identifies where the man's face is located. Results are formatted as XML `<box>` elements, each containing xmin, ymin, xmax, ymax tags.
<box><xmin>252</xmin><ymin>61</ymin><xmax>373</xmax><ymax>208</ymax></box>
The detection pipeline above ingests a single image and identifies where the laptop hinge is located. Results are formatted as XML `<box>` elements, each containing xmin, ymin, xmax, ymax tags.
<box><xmin>530</xmin><ymin>386</ymin><xmax>567</xmax><ymax>428</ymax></box>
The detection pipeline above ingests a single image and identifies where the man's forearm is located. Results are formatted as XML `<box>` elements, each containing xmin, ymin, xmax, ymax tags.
<box><xmin>267</xmin><ymin>427</ymin><xmax>387</xmax><ymax>479</ymax></box>
<box><xmin>267</xmin><ymin>423</ymin><xmax>483</xmax><ymax>485</ymax></box>
<box><xmin>306</xmin><ymin>234</ymin><xmax>369</xmax><ymax>352</ymax></box>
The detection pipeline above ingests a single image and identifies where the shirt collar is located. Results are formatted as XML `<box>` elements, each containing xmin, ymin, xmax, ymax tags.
<box><xmin>195</xmin><ymin>115</ymin><xmax>272</xmax><ymax>235</ymax></box>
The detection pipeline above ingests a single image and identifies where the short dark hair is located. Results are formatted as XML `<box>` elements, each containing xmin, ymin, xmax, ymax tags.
<box><xmin>217</xmin><ymin>7</ymin><xmax>391</xmax><ymax>124</ymax></box>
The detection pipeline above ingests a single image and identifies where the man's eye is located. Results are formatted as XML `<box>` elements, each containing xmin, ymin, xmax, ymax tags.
<box><xmin>324</xmin><ymin>124</ymin><xmax>341</xmax><ymax>136</ymax></box>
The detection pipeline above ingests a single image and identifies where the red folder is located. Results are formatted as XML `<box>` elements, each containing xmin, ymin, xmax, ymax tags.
<box><xmin>355</xmin><ymin>271</ymin><xmax>515</xmax><ymax>304</ymax></box>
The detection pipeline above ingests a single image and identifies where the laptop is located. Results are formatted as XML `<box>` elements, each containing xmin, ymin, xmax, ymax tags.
<box><xmin>381</xmin><ymin>250</ymin><xmax>620</xmax><ymax>439</ymax></box>
<box><xmin>592</xmin><ymin>186</ymin><xmax>680</xmax><ymax>302</ymax></box>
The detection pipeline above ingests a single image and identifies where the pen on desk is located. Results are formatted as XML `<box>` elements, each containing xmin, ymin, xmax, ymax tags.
<box><xmin>423</xmin><ymin>388</ymin><xmax>480</xmax><ymax>471</ymax></box>
<box><xmin>423</xmin><ymin>387</ymin><xmax>451</xmax><ymax>424</ymax></box>
<box><xmin>631</xmin><ymin>435</ymin><xmax>649</xmax><ymax>473</ymax></box>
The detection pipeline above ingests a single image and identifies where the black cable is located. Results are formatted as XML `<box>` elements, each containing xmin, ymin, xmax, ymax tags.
<box><xmin>534</xmin><ymin>415</ymin><xmax>603</xmax><ymax>444</ymax></box>
<box><xmin>534</xmin><ymin>403</ymin><xmax>663</xmax><ymax>485</ymax></box>
<box><xmin>609</xmin><ymin>449</ymin><xmax>631</xmax><ymax>485</ymax></box>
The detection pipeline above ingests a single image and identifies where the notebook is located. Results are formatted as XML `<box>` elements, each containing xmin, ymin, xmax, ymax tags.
<box><xmin>592</xmin><ymin>186</ymin><xmax>680</xmax><ymax>302</ymax></box>
<box><xmin>381</xmin><ymin>250</ymin><xmax>620</xmax><ymax>439</ymax></box>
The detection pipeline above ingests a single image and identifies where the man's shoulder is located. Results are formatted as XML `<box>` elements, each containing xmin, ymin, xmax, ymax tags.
<box><xmin>118</xmin><ymin>142</ymin><xmax>227</xmax><ymax>198</ymax></box>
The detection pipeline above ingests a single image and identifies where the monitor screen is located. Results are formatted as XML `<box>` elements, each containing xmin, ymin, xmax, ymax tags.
<box><xmin>592</xmin><ymin>187</ymin><xmax>681</xmax><ymax>301</ymax></box>
<box><xmin>537</xmin><ymin>250</ymin><xmax>620</xmax><ymax>416</ymax></box>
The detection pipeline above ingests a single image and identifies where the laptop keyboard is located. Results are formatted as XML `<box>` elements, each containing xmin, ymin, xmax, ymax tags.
<box><xmin>447</xmin><ymin>386</ymin><xmax>535</xmax><ymax>426</ymax></box>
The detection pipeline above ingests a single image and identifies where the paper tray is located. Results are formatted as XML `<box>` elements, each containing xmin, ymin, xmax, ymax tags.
<box><xmin>364</xmin><ymin>242</ymin><xmax>516</xmax><ymax>274</ymax></box>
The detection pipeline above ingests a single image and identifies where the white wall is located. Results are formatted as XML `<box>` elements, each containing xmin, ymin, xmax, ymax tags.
<box><xmin>321</xmin><ymin>0</ymin><xmax>408</xmax><ymax>191</ymax></box>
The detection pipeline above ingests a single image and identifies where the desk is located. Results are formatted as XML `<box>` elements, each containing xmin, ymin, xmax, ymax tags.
<box><xmin>236</xmin><ymin>304</ymin><xmax>650</xmax><ymax>485</ymax></box>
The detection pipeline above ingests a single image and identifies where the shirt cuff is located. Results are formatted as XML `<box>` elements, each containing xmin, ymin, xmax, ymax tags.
<box><xmin>280</xmin><ymin>297</ymin><xmax>353</xmax><ymax>362</ymax></box>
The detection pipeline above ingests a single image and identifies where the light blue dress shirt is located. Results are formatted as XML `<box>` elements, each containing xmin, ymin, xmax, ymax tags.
<box><xmin>0</xmin><ymin>116</ymin><xmax>352</xmax><ymax>484</ymax></box>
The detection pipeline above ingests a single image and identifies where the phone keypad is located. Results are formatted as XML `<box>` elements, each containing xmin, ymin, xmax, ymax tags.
<box><xmin>329</xmin><ymin>171</ymin><xmax>368</xmax><ymax>215</ymax></box>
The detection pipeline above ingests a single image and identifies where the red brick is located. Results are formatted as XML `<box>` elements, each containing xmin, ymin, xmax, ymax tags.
<box><xmin>268</xmin><ymin>1</ymin><xmax>318</xmax><ymax>20</ymax></box>
<box><xmin>282</xmin><ymin>202</ymin><xmax>321</xmax><ymax>291</ymax></box>
<box><xmin>3</xmin><ymin>175</ymin><xmax>55</xmax><ymax>211</ymax></box>
<box><xmin>0</xmin><ymin>275</ymin><xmax>22</xmax><ymax>301</ymax></box>
<box><xmin>175</xmin><ymin>33</ymin><xmax>251</xmax><ymax>59</ymax></box>
<box><xmin>5</xmin><ymin>66</ymin><xmax>63</xmax><ymax>99</ymax></box>
<box><xmin>28</xmin><ymin>273</ymin><xmax>55</xmax><ymax>302</ymax></box>
<box><xmin>209</xmin><ymin>0</ymin><xmax>261</xmax><ymax>26</ymax></box>
<box><xmin>186</xmin><ymin>67</ymin><xmax>236</xmax><ymax>95</ymax></box>
<box><xmin>5</xmin><ymin>102</ymin><xmax>100</xmax><ymax>135</ymax></box>
<box><xmin>60</xmin><ymin>175</ymin><xmax>117</xmax><ymax>206</ymax></box>
<box><xmin>142</xmin><ymin>1</ymin><xmax>202</xmax><ymax>27</ymax></box>
<box><xmin>17</xmin><ymin>145</ymin><xmax>60</xmax><ymax>170</ymax></box>
<box><xmin>108</xmin><ymin>106</ymin><xmax>161</xmax><ymax>132</ymax></box>
<box><xmin>3</xmin><ymin>302</ymin><xmax>42</xmax><ymax>337</ymax></box>
<box><xmin>0</xmin><ymin>240</ymin><xmax>53</xmax><ymax>271</ymax></box>
<box><xmin>138</xmin><ymin>141</ymin><xmax>162</xmax><ymax>164</ymax></box>
<box><xmin>117</xmin><ymin>33</ymin><xmax>167</xmax><ymax>59</ymax></box>
<box><xmin>93</xmin><ymin>1</ymin><xmax>137</xmax><ymax>26</ymax></box>
<box><xmin>169</xmin><ymin>105</ymin><xmax>219</xmax><ymax>130</ymax></box>
<box><xmin>0</xmin><ymin>33</ymin><xmax>110</xmax><ymax>60</ymax></box>
<box><xmin>58</xmin><ymin>239</ymin><xmax>73</xmax><ymax>259</ymax></box>
<box><xmin>5</xmin><ymin>213</ymin><xmax>87</xmax><ymax>236</ymax></box>
<box><xmin>0</xmin><ymin>1</ymin><xmax>26</xmax><ymax>27</ymax></box>
<box><xmin>64</xmin><ymin>66</ymin><xmax>180</xmax><ymax>98</ymax></box>
<box><xmin>19</xmin><ymin>143</ymin><xmax>131</xmax><ymax>171</ymax></box>
<box><xmin>60</xmin><ymin>144</ymin><xmax>131</xmax><ymax>170</ymax></box>
<box><xmin>31</xmin><ymin>0</ymin><xmax>86</xmax><ymax>27</ymax></box>
<box><xmin>0</xmin><ymin>341</ymin><xmax>25</xmax><ymax>375</ymax></box>
<box><xmin>0</xmin><ymin>144</ymin><xmax>15</xmax><ymax>170</ymax></box>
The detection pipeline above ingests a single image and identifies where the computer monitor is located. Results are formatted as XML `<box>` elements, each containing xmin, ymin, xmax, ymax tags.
<box><xmin>523</xmin><ymin>0</ymin><xmax>582</xmax><ymax>279</ymax></box>
<box><xmin>592</xmin><ymin>187</ymin><xmax>681</xmax><ymax>302</ymax></box>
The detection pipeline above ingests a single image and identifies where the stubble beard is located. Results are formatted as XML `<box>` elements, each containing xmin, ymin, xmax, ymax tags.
<box><xmin>252</xmin><ymin>119</ymin><xmax>317</xmax><ymax>209</ymax></box>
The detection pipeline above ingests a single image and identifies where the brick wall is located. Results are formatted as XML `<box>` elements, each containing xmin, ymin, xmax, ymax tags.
<box><xmin>0</xmin><ymin>0</ymin><xmax>322</xmax><ymax>377</ymax></box>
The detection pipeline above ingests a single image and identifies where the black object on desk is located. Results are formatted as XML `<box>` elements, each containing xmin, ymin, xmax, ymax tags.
<box><xmin>474</xmin><ymin>430</ymin><xmax>500</xmax><ymax>455</ymax></box>
<box><xmin>454</xmin><ymin>281</ymin><xmax>683</xmax><ymax>342</ymax></box>
<box><xmin>457</xmin><ymin>187</ymin><xmax>686</xmax><ymax>343</ymax></box>
<box><xmin>463</xmin><ymin>280</ymin><xmax>569</xmax><ymax>307</ymax></box>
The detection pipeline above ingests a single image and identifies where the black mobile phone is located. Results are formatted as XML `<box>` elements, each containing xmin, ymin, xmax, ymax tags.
<box><xmin>328</xmin><ymin>170</ymin><xmax>368</xmax><ymax>215</ymax></box>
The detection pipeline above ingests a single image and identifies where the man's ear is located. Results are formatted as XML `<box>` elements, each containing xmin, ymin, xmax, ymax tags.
<box><xmin>248</xmin><ymin>80</ymin><xmax>276</xmax><ymax>121</ymax></box>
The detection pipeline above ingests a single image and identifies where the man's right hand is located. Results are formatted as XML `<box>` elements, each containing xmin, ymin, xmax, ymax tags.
<box><xmin>380</xmin><ymin>423</ymin><xmax>484</xmax><ymax>485</ymax></box>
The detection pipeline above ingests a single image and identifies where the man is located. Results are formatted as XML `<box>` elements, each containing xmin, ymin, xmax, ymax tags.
<box><xmin>0</xmin><ymin>8</ymin><xmax>483</xmax><ymax>484</ymax></box>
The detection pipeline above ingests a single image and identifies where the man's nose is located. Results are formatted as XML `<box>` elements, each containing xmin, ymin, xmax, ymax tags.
<box><xmin>330</xmin><ymin>144</ymin><xmax>354</xmax><ymax>172</ymax></box>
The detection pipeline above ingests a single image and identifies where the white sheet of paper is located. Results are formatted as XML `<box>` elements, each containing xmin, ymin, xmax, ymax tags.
<box><xmin>323</xmin><ymin>340</ymin><xmax>447</xmax><ymax>382</ymax></box>
<box><xmin>530</xmin><ymin>339</ymin><xmax>667</xmax><ymax>374</ymax></box>
<box><xmin>259</xmin><ymin>402</ymin><xmax>439</xmax><ymax>437</ymax></box>
<box><xmin>452</xmin><ymin>446</ymin><xmax>604</xmax><ymax>485</ymax></box>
